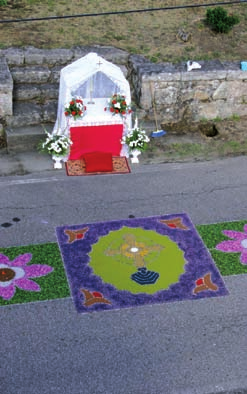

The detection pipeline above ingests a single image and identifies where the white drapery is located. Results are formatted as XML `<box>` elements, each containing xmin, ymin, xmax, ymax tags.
<box><xmin>54</xmin><ymin>52</ymin><xmax>132</xmax><ymax>136</ymax></box>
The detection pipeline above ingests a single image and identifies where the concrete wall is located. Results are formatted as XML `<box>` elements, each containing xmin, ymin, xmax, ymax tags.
<box><xmin>1</xmin><ymin>46</ymin><xmax>247</xmax><ymax>130</ymax></box>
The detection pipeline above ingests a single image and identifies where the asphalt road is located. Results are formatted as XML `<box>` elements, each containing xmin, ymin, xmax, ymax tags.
<box><xmin>1</xmin><ymin>156</ymin><xmax>247</xmax><ymax>394</ymax></box>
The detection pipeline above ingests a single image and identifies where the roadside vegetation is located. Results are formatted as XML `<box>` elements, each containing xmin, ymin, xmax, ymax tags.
<box><xmin>0</xmin><ymin>1</ymin><xmax>247</xmax><ymax>64</ymax></box>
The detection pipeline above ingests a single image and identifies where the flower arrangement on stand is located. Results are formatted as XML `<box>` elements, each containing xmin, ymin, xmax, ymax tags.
<box><xmin>121</xmin><ymin>119</ymin><xmax>150</xmax><ymax>163</ymax></box>
<box><xmin>64</xmin><ymin>96</ymin><xmax>87</xmax><ymax>120</ymax></box>
<box><xmin>38</xmin><ymin>127</ymin><xmax>73</xmax><ymax>169</ymax></box>
<box><xmin>105</xmin><ymin>94</ymin><xmax>132</xmax><ymax>117</ymax></box>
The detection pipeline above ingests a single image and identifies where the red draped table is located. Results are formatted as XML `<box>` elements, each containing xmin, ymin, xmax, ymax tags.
<box><xmin>68</xmin><ymin>124</ymin><xmax>124</xmax><ymax>160</ymax></box>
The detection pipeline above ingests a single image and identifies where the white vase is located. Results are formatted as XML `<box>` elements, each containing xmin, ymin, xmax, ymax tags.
<box><xmin>130</xmin><ymin>149</ymin><xmax>141</xmax><ymax>164</ymax></box>
<box><xmin>52</xmin><ymin>155</ymin><xmax>63</xmax><ymax>169</ymax></box>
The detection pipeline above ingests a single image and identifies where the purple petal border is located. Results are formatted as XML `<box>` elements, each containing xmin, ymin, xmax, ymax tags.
<box><xmin>56</xmin><ymin>213</ymin><xmax>229</xmax><ymax>313</ymax></box>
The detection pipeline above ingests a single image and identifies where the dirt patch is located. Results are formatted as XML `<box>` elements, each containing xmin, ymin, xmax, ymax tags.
<box><xmin>141</xmin><ymin>116</ymin><xmax>247</xmax><ymax>164</ymax></box>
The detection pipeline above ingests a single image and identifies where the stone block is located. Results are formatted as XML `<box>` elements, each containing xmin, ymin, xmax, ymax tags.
<box><xmin>0</xmin><ymin>56</ymin><xmax>13</xmax><ymax>117</ymax></box>
<box><xmin>181</xmin><ymin>70</ymin><xmax>227</xmax><ymax>81</ymax></box>
<box><xmin>72</xmin><ymin>45</ymin><xmax>129</xmax><ymax>65</ymax></box>
<box><xmin>24</xmin><ymin>47</ymin><xmax>73</xmax><ymax>66</ymax></box>
<box><xmin>1</xmin><ymin>48</ymin><xmax>24</xmax><ymax>65</ymax></box>
<box><xmin>5</xmin><ymin>102</ymin><xmax>42</xmax><ymax>127</ymax></box>
<box><xmin>14</xmin><ymin>85</ymin><xmax>42</xmax><ymax>101</ymax></box>
<box><xmin>213</xmin><ymin>81</ymin><xmax>247</xmax><ymax>100</ymax></box>
<box><xmin>11</xmin><ymin>66</ymin><xmax>51</xmax><ymax>83</ymax></box>
<box><xmin>42</xmin><ymin>101</ymin><xmax>58</xmax><ymax>123</ymax></box>
<box><xmin>50</xmin><ymin>65</ymin><xmax>63</xmax><ymax>83</ymax></box>
<box><xmin>226</xmin><ymin>70</ymin><xmax>247</xmax><ymax>81</ymax></box>
<box><xmin>194</xmin><ymin>101</ymin><xmax>247</xmax><ymax>121</ymax></box>
<box><xmin>155</xmin><ymin>86</ymin><xmax>178</xmax><ymax>105</ymax></box>
<box><xmin>5</xmin><ymin>125</ymin><xmax>48</xmax><ymax>153</ymax></box>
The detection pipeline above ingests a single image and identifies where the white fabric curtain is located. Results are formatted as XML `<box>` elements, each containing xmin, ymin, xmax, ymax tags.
<box><xmin>53</xmin><ymin>53</ymin><xmax>132</xmax><ymax>136</ymax></box>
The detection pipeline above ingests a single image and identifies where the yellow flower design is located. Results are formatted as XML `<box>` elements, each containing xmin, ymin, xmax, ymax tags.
<box><xmin>106</xmin><ymin>234</ymin><xmax>163</xmax><ymax>268</ymax></box>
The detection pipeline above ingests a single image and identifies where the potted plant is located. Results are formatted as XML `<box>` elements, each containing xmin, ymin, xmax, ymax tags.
<box><xmin>38</xmin><ymin>127</ymin><xmax>73</xmax><ymax>169</ymax></box>
<box><xmin>121</xmin><ymin>120</ymin><xmax>150</xmax><ymax>163</ymax></box>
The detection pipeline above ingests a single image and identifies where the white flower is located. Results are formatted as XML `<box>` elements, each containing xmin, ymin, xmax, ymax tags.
<box><xmin>114</xmin><ymin>102</ymin><xmax>121</xmax><ymax>109</ymax></box>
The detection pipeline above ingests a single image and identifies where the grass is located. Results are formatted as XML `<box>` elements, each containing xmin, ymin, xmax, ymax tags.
<box><xmin>197</xmin><ymin>220</ymin><xmax>247</xmax><ymax>276</ymax></box>
<box><xmin>1</xmin><ymin>1</ymin><xmax>247</xmax><ymax>64</ymax></box>
<box><xmin>0</xmin><ymin>243</ymin><xmax>70</xmax><ymax>306</ymax></box>
<box><xmin>144</xmin><ymin>138</ymin><xmax>247</xmax><ymax>163</ymax></box>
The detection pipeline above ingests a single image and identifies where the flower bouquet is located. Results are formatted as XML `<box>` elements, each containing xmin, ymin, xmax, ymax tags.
<box><xmin>38</xmin><ymin>128</ymin><xmax>72</xmax><ymax>157</ymax></box>
<box><xmin>121</xmin><ymin>127</ymin><xmax>150</xmax><ymax>152</ymax></box>
<box><xmin>106</xmin><ymin>94</ymin><xmax>132</xmax><ymax>117</ymax></box>
<box><xmin>121</xmin><ymin>125</ymin><xmax>150</xmax><ymax>163</ymax></box>
<box><xmin>64</xmin><ymin>96</ymin><xmax>87</xmax><ymax>120</ymax></box>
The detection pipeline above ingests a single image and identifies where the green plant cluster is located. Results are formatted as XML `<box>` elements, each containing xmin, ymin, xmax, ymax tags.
<box><xmin>0</xmin><ymin>0</ymin><xmax>7</xmax><ymax>5</ymax></box>
<box><xmin>206</xmin><ymin>6</ymin><xmax>240</xmax><ymax>33</ymax></box>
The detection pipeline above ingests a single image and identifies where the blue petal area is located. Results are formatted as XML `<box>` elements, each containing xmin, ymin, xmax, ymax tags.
<box><xmin>131</xmin><ymin>267</ymin><xmax>159</xmax><ymax>285</ymax></box>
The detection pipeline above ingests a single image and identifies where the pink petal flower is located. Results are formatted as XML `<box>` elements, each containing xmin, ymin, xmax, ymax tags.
<box><xmin>24</xmin><ymin>264</ymin><xmax>53</xmax><ymax>278</ymax></box>
<box><xmin>11</xmin><ymin>253</ymin><xmax>32</xmax><ymax>267</ymax></box>
<box><xmin>216</xmin><ymin>240</ymin><xmax>242</xmax><ymax>252</ymax></box>
<box><xmin>15</xmin><ymin>278</ymin><xmax>40</xmax><ymax>292</ymax></box>
<box><xmin>240</xmin><ymin>249</ymin><xmax>247</xmax><ymax>264</ymax></box>
<box><xmin>222</xmin><ymin>230</ymin><xmax>247</xmax><ymax>240</ymax></box>
<box><xmin>0</xmin><ymin>284</ymin><xmax>15</xmax><ymax>300</ymax></box>
<box><xmin>0</xmin><ymin>254</ymin><xmax>10</xmax><ymax>265</ymax></box>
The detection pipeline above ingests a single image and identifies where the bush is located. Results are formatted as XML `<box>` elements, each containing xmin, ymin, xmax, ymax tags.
<box><xmin>0</xmin><ymin>0</ymin><xmax>7</xmax><ymax>5</ymax></box>
<box><xmin>206</xmin><ymin>6</ymin><xmax>240</xmax><ymax>33</ymax></box>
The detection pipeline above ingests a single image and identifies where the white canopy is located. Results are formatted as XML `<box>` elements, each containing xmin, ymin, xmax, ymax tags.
<box><xmin>54</xmin><ymin>52</ymin><xmax>132</xmax><ymax>134</ymax></box>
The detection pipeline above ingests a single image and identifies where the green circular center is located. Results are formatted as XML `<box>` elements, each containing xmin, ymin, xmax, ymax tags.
<box><xmin>89</xmin><ymin>227</ymin><xmax>186</xmax><ymax>294</ymax></box>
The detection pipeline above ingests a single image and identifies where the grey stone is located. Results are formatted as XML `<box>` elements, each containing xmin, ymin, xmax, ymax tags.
<box><xmin>14</xmin><ymin>85</ymin><xmax>42</xmax><ymax>101</ymax></box>
<box><xmin>24</xmin><ymin>46</ymin><xmax>74</xmax><ymax>66</ymax></box>
<box><xmin>0</xmin><ymin>56</ymin><xmax>13</xmax><ymax>117</ymax></box>
<box><xmin>50</xmin><ymin>65</ymin><xmax>63</xmax><ymax>83</ymax></box>
<box><xmin>181</xmin><ymin>70</ymin><xmax>227</xmax><ymax>82</ymax></box>
<box><xmin>11</xmin><ymin>66</ymin><xmax>51</xmax><ymax>83</ymax></box>
<box><xmin>42</xmin><ymin>101</ymin><xmax>58</xmax><ymax>123</ymax></box>
<box><xmin>5</xmin><ymin>125</ymin><xmax>48</xmax><ymax>153</ymax></box>
<box><xmin>5</xmin><ymin>102</ymin><xmax>43</xmax><ymax>127</ymax></box>
<box><xmin>14</xmin><ymin>83</ymin><xmax>59</xmax><ymax>101</ymax></box>
<box><xmin>72</xmin><ymin>45</ymin><xmax>129</xmax><ymax>65</ymax></box>
<box><xmin>213</xmin><ymin>81</ymin><xmax>247</xmax><ymax>100</ymax></box>
<box><xmin>1</xmin><ymin>47</ymin><xmax>25</xmax><ymax>65</ymax></box>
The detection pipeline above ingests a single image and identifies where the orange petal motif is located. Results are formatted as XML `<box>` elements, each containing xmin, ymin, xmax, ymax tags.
<box><xmin>193</xmin><ymin>272</ymin><xmax>218</xmax><ymax>294</ymax></box>
<box><xmin>159</xmin><ymin>217</ymin><xmax>189</xmax><ymax>230</ymax></box>
<box><xmin>80</xmin><ymin>289</ymin><xmax>112</xmax><ymax>307</ymax></box>
<box><xmin>64</xmin><ymin>227</ymin><xmax>88</xmax><ymax>243</ymax></box>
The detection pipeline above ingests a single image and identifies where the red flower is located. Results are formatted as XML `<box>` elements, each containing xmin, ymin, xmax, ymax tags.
<box><xmin>104</xmin><ymin>107</ymin><xmax>107</xmax><ymax>111</ymax></box>
<box><xmin>128</xmin><ymin>109</ymin><xmax>132</xmax><ymax>113</ymax></box>
<box><xmin>78</xmin><ymin>110</ymin><xmax>82</xmax><ymax>115</ymax></box>
<box><xmin>70</xmin><ymin>101</ymin><xmax>74</xmax><ymax>105</ymax></box>
<box><xmin>112</xmin><ymin>100</ymin><xmax>117</xmax><ymax>104</ymax></box>
<box><xmin>64</xmin><ymin>111</ymin><xmax>69</xmax><ymax>116</ymax></box>
<box><xmin>76</xmin><ymin>99</ymin><xmax>82</xmax><ymax>103</ymax></box>
<box><xmin>72</xmin><ymin>111</ymin><xmax>76</xmax><ymax>115</ymax></box>
<box><xmin>84</xmin><ymin>106</ymin><xmax>87</xmax><ymax>110</ymax></box>
<box><xmin>122</xmin><ymin>101</ymin><xmax>126</xmax><ymax>105</ymax></box>
<box><xmin>115</xmin><ymin>109</ymin><xmax>119</xmax><ymax>113</ymax></box>
<box><xmin>110</xmin><ymin>107</ymin><xmax>114</xmax><ymax>112</ymax></box>
<box><xmin>122</xmin><ymin>111</ymin><xmax>126</xmax><ymax>115</ymax></box>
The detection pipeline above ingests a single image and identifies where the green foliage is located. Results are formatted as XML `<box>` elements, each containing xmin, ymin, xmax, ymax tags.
<box><xmin>0</xmin><ymin>0</ymin><xmax>7</xmax><ymax>6</ymax></box>
<box><xmin>206</xmin><ymin>6</ymin><xmax>240</xmax><ymax>33</ymax></box>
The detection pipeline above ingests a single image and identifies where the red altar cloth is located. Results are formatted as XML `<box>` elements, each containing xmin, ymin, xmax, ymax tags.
<box><xmin>69</xmin><ymin>124</ymin><xmax>123</xmax><ymax>160</ymax></box>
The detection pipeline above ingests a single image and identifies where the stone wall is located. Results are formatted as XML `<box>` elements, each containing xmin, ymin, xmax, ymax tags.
<box><xmin>129</xmin><ymin>55</ymin><xmax>247</xmax><ymax>126</ymax></box>
<box><xmin>1</xmin><ymin>46</ymin><xmax>247</xmax><ymax>132</ymax></box>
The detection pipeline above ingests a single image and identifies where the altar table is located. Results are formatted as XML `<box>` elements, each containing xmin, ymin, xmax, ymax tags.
<box><xmin>68</xmin><ymin>124</ymin><xmax>124</xmax><ymax>160</ymax></box>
